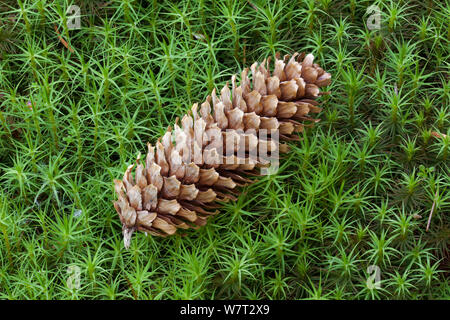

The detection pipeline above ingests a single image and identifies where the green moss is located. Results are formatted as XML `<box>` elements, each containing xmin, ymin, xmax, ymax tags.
<box><xmin>0</xmin><ymin>0</ymin><xmax>448</xmax><ymax>299</ymax></box>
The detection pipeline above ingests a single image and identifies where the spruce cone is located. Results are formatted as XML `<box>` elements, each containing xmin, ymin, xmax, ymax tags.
<box><xmin>113</xmin><ymin>52</ymin><xmax>331</xmax><ymax>248</ymax></box>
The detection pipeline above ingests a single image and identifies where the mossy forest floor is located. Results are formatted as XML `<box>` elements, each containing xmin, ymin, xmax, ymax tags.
<box><xmin>0</xmin><ymin>0</ymin><xmax>448</xmax><ymax>299</ymax></box>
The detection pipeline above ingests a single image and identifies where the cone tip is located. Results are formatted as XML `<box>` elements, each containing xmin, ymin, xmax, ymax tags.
<box><xmin>123</xmin><ymin>226</ymin><xmax>136</xmax><ymax>249</ymax></box>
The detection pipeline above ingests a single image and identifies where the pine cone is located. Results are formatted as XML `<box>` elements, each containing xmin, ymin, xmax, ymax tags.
<box><xmin>113</xmin><ymin>52</ymin><xmax>331</xmax><ymax>248</ymax></box>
